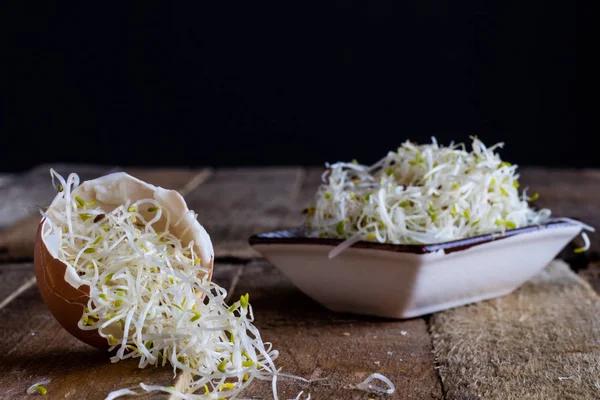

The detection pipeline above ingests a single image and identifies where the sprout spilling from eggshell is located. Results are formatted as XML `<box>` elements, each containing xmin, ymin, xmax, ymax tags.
<box><xmin>34</xmin><ymin>170</ymin><xmax>281</xmax><ymax>398</ymax></box>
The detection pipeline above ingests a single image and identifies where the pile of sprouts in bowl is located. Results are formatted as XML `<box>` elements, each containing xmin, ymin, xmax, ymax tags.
<box><xmin>305</xmin><ymin>138</ymin><xmax>554</xmax><ymax>250</ymax></box>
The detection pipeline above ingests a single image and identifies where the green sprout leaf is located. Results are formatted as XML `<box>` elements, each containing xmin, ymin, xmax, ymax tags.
<box><xmin>190</xmin><ymin>312</ymin><xmax>202</xmax><ymax>322</ymax></box>
<box><xmin>79</xmin><ymin>213</ymin><xmax>92</xmax><ymax>221</ymax></box>
<box><xmin>495</xmin><ymin>219</ymin><xmax>516</xmax><ymax>229</ymax></box>
<box><xmin>240</xmin><ymin>293</ymin><xmax>249</xmax><ymax>309</ymax></box>
<box><xmin>528</xmin><ymin>193</ymin><xmax>539</xmax><ymax>202</ymax></box>
<box><xmin>336</xmin><ymin>220</ymin><xmax>345</xmax><ymax>235</ymax></box>
<box><xmin>75</xmin><ymin>196</ymin><xmax>85</xmax><ymax>207</ymax></box>
<box><xmin>33</xmin><ymin>386</ymin><xmax>47</xmax><ymax>396</ymax></box>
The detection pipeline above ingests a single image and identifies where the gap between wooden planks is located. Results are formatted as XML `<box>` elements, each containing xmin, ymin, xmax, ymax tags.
<box><xmin>0</xmin><ymin>165</ymin><xmax>442</xmax><ymax>399</ymax></box>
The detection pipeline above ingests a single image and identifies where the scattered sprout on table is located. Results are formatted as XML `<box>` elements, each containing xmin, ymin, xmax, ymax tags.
<box><xmin>356</xmin><ymin>373</ymin><xmax>395</xmax><ymax>394</ymax></box>
<box><xmin>26</xmin><ymin>379</ymin><xmax>51</xmax><ymax>396</ymax></box>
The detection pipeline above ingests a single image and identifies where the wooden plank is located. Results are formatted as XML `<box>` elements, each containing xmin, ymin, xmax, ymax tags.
<box><xmin>0</xmin><ymin>165</ymin><xmax>111</xmax><ymax>229</ymax></box>
<box><xmin>579</xmin><ymin>262</ymin><xmax>600</xmax><ymax>294</ymax></box>
<box><xmin>123</xmin><ymin>168</ymin><xmax>212</xmax><ymax>195</ymax></box>
<box><xmin>0</xmin><ymin>262</ymin><xmax>242</xmax><ymax>400</ymax></box>
<box><xmin>0</xmin><ymin>173</ymin><xmax>15</xmax><ymax>189</ymax></box>
<box><xmin>0</xmin><ymin>215</ymin><xmax>43</xmax><ymax>263</ymax></box>
<box><xmin>0</xmin><ymin>165</ymin><xmax>112</xmax><ymax>263</ymax></box>
<box><xmin>212</xmin><ymin>260</ymin><xmax>442</xmax><ymax>400</ymax></box>
<box><xmin>519</xmin><ymin>167</ymin><xmax>600</xmax><ymax>262</ymax></box>
<box><xmin>0</xmin><ymin>263</ymin><xmax>35</xmax><ymax>311</ymax></box>
<box><xmin>0</xmin><ymin>168</ymin><xmax>211</xmax><ymax>263</ymax></box>
<box><xmin>281</xmin><ymin>167</ymin><xmax>324</xmax><ymax>228</ymax></box>
<box><xmin>185</xmin><ymin>168</ymin><xmax>306</xmax><ymax>259</ymax></box>
<box><xmin>430</xmin><ymin>260</ymin><xmax>600</xmax><ymax>399</ymax></box>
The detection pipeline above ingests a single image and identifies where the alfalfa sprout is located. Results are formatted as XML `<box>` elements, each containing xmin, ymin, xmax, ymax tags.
<box><xmin>26</xmin><ymin>379</ymin><xmax>51</xmax><ymax>396</ymax></box>
<box><xmin>306</xmin><ymin>137</ymin><xmax>593</xmax><ymax>257</ymax></box>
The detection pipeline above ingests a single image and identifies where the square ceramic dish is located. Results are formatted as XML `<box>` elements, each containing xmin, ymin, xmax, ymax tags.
<box><xmin>249</xmin><ymin>221</ymin><xmax>582</xmax><ymax>319</ymax></box>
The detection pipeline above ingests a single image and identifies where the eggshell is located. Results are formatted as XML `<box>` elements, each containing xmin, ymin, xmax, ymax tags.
<box><xmin>34</xmin><ymin>172</ymin><xmax>214</xmax><ymax>349</ymax></box>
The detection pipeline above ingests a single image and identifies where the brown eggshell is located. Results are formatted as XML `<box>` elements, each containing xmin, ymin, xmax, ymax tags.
<box><xmin>34</xmin><ymin>172</ymin><xmax>215</xmax><ymax>349</ymax></box>
<box><xmin>34</xmin><ymin>221</ymin><xmax>110</xmax><ymax>349</ymax></box>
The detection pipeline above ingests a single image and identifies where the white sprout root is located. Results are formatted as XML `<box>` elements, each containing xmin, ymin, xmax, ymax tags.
<box><xmin>290</xmin><ymin>390</ymin><xmax>311</xmax><ymax>400</ymax></box>
<box><xmin>44</xmin><ymin>171</ymin><xmax>280</xmax><ymax>399</ymax></box>
<box><xmin>26</xmin><ymin>379</ymin><xmax>51</xmax><ymax>395</ymax></box>
<box><xmin>104</xmin><ymin>388</ymin><xmax>138</xmax><ymax>400</ymax></box>
<box><xmin>356</xmin><ymin>373</ymin><xmax>395</xmax><ymax>394</ymax></box>
<box><xmin>305</xmin><ymin>137</ymin><xmax>553</xmax><ymax>252</ymax></box>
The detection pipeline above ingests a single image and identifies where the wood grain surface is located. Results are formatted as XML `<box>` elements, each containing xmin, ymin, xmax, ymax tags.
<box><xmin>0</xmin><ymin>165</ymin><xmax>597</xmax><ymax>400</ymax></box>
<box><xmin>0</xmin><ymin>165</ymin><xmax>110</xmax><ymax>229</ymax></box>
<box><xmin>185</xmin><ymin>168</ymin><xmax>307</xmax><ymax>259</ymax></box>
<box><xmin>430</xmin><ymin>260</ymin><xmax>600</xmax><ymax>400</ymax></box>
<box><xmin>0</xmin><ymin>263</ymin><xmax>35</xmax><ymax>312</ymax></box>
<box><xmin>228</xmin><ymin>261</ymin><xmax>441</xmax><ymax>400</ymax></box>
<box><xmin>520</xmin><ymin>168</ymin><xmax>600</xmax><ymax>263</ymax></box>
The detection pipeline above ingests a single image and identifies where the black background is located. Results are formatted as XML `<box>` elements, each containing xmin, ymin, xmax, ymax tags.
<box><xmin>2</xmin><ymin>2</ymin><xmax>589</xmax><ymax>172</ymax></box>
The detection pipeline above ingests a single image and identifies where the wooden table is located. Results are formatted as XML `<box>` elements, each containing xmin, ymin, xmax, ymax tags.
<box><xmin>0</xmin><ymin>165</ymin><xmax>598</xmax><ymax>399</ymax></box>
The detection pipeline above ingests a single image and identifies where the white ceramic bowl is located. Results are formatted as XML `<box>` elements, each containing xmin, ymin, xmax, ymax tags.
<box><xmin>249</xmin><ymin>221</ymin><xmax>582</xmax><ymax>319</ymax></box>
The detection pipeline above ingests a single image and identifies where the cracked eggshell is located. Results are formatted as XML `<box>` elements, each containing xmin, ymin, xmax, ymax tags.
<box><xmin>34</xmin><ymin>172</ymin><xmax>214</xmax><ymax>349</ymax></box>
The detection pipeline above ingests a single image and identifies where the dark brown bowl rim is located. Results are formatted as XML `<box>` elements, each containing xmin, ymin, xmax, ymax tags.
<box><xmin>248</xmin><ymin>220</ymin><xmax>579</xmax><ymax>255</ymax></box>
